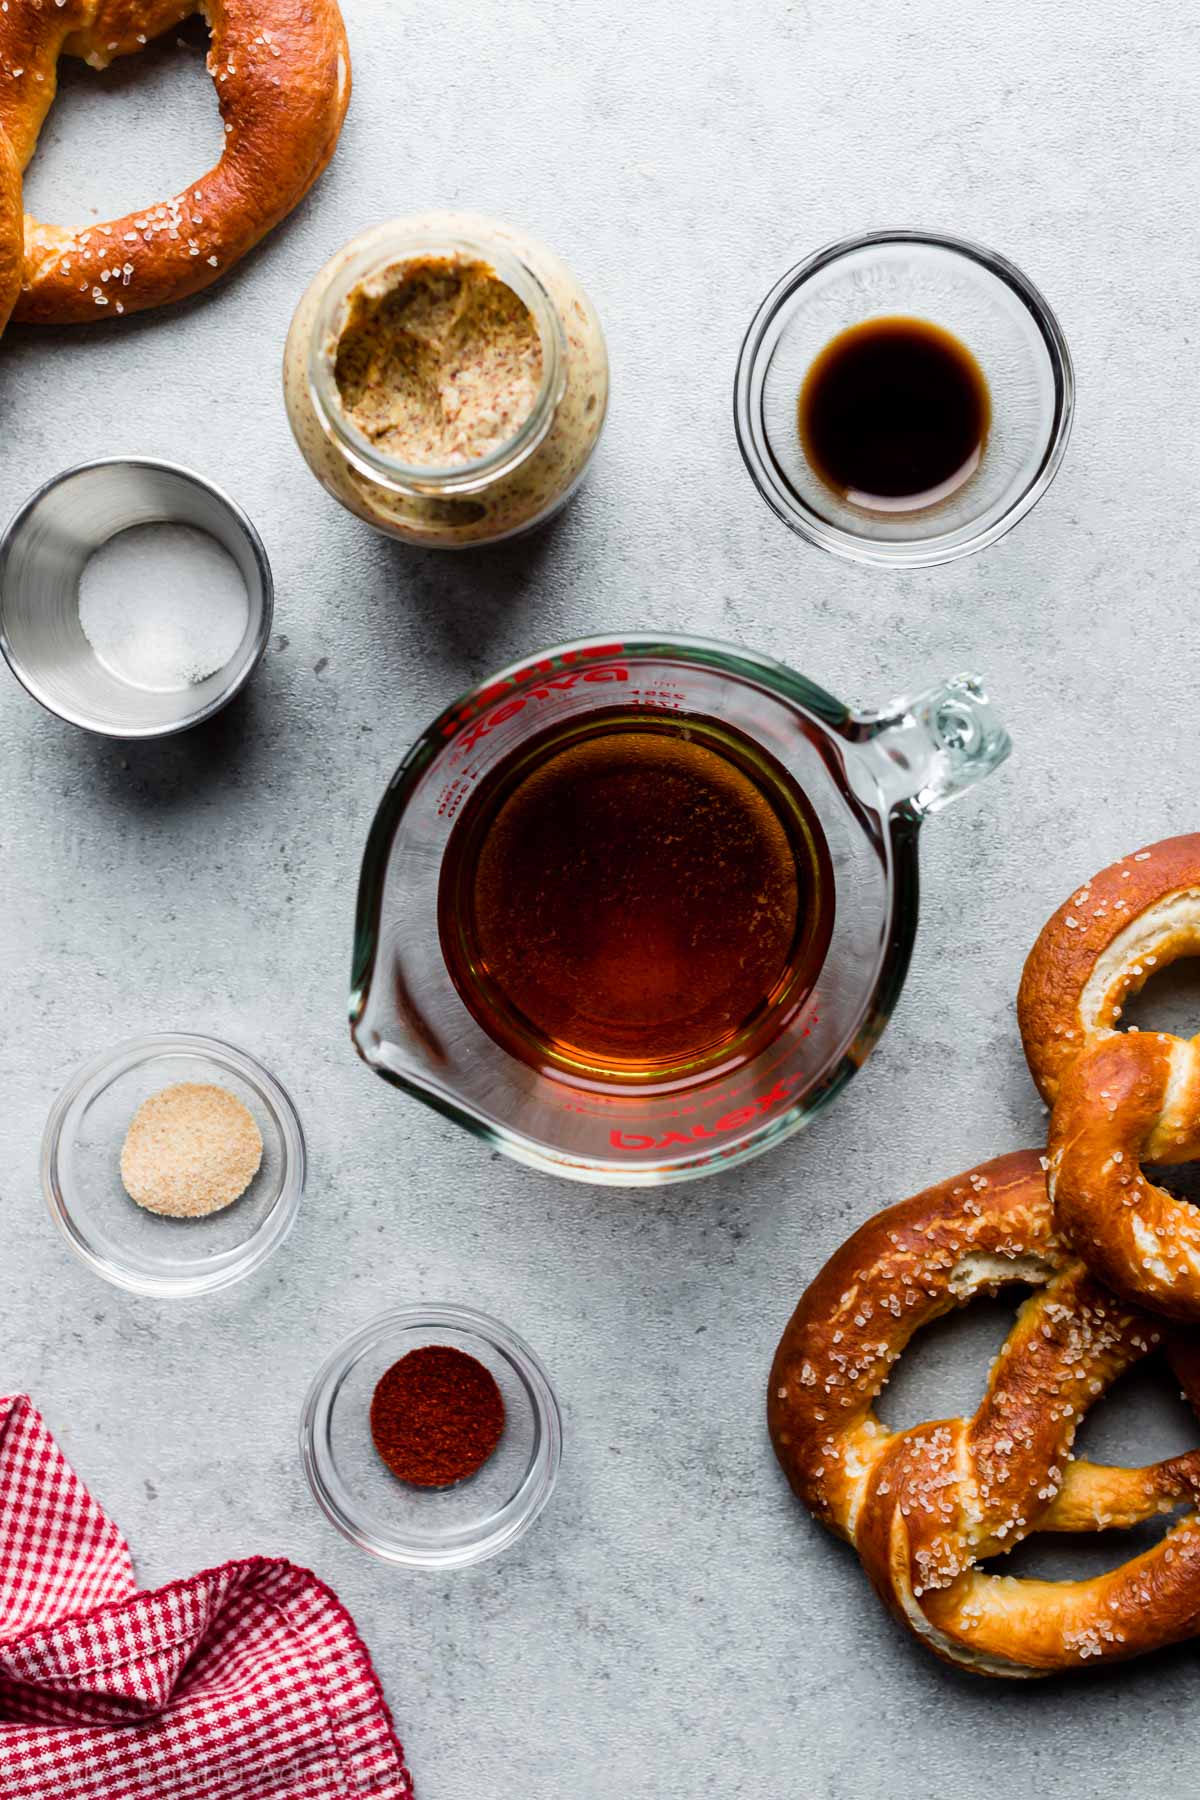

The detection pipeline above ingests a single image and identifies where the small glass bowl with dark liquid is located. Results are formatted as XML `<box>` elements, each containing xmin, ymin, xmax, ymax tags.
<box><xmin>351</xmin><ymin>635</ymin><xmax>1012</xmax><ymax>1185</ymax></box>
<box><xmin>735</xmin><ymin>231</ymin><xmax>1073</xmax><ymax>567</ymax></box>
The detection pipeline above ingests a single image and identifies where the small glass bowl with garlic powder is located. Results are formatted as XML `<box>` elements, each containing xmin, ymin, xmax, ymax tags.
<box><xmin>119</xmin><ymin>1082</ymin><xmax>263</xmax><ymax>1219</ymax></box>
<box><xmin>284</xmin><ymin>214</ymin><xmax>609</xmax><ymax>548</ymax></box>
<box><xmin>42</xmin><ymin>1034</ymin><xmax>305</xmax><ymax>1297</ymax></box>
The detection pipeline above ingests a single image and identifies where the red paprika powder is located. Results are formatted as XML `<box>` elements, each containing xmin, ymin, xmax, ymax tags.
<box><xmin>370</xmin><ymin>1345</ymin><xmax>505</xmax><ymax>1488</ymax></box>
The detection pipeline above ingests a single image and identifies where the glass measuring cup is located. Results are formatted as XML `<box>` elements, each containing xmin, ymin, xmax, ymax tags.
<box><xmin>351</xmin><ymin>635</ymin><xmax>1010</xmax><ymax>1184</ymax></box>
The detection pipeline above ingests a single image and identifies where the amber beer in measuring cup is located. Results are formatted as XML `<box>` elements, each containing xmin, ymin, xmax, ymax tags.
<box><xmin>437</xmin><ymin>706</ymin><xmax>836</xmax><ymax>1092</ymax></box>
<box><xmin>351</xmin><ymin>636</ymin><xmax>1010</xmax><ymax>1184</ymax></box>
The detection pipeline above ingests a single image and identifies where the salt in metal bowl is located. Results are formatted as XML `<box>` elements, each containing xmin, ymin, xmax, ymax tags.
<box><xmin>0</xmin><ymin>457</ymin><xmax>273</xmax><ymax>737</ymax></box>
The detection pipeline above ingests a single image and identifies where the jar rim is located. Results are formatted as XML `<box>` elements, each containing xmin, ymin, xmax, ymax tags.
<box><xmin>305</xmin><ymin>226</ymin><xmax>568</xmax><ymax>498</ymax></box>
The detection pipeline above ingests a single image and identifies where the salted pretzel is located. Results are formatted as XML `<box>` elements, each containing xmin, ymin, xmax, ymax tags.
<box><xmin>0</xmin><ymin>0</ymin><xmax>350</xmax><ymax>327</ymax></box>
<box><xmin>0</xmin><ymin>124</ymin><xmax>19</xmax><ymax>333</ymax></box>
<box><xmin>1020</xmin><ymin>834</ymin><xmax>1200</xmax><ymax>1319</ymax></box>
<box><xmin>769</xmin><ymin>1150</ymin><xmax>1200</xmax><ymax>1677</ymax></box>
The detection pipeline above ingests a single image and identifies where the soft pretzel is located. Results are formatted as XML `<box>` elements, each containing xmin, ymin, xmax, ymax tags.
<box><xmin>0</xmin><ymin>0</ymin><xmax>350</xmax><ymax>326</ymax></box>
<box><xmin>1019</xmin><ymin>836</ymin><xmax>1200</xmax><ymax>1318</ymax></box>
<box><xmin>769</xmin><ymin>1151</ymin><xmax>1200</xmax><ymax>1677</ymax></box>
<box><xmin>0</xmin><ymin>124</ymin><xmax>19</xmax><ymax>333</ymax></box>
<box><xmin>1018</xmin><ymin>834</ymin><xmax>1200</xmax><ymax>1104</ymax></box>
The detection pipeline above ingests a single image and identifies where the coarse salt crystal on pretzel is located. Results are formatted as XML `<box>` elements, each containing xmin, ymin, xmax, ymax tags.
<box><xmin>0</xmin><ymin>0</ymin><xmax>350</xmax><ymax>328</ymax></box>
<box><xmin>1019</xmin><ymin>833</ymin><xmax>1200</xmax><ymax>1319</ymax></box>
<box><xmin>768</xmin><ymin>1150</ymin><xmax>1200</xmax><ymax>1677</ymax></box>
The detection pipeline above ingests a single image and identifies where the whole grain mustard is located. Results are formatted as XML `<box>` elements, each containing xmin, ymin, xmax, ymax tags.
<box><xmin>284</xmin><ymin>214</ymin><xmax>609</xmax><ymax>548</ymax></box>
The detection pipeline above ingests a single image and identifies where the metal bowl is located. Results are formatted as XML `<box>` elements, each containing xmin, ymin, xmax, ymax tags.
<box><xmin>0</xmin><ymin>457</ymin><xmax>273</xmax><ymax>737</ymax></box>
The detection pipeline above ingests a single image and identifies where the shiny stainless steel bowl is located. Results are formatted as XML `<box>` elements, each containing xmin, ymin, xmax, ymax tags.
<box><xmin>0</xmin><ymin>457</ymin><xmax>273</xmax><ymax>738</ymax></box>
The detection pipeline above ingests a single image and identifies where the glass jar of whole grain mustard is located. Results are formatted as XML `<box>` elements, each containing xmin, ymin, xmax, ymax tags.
<box><xmin>283</xmin><ymin>213</ymin><xmax>609</xmax><ymax>549</ymax></box>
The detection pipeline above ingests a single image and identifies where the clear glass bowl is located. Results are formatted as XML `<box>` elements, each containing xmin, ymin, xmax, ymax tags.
<box><xmin>41</xmin><ymin>1033</ymin><xmax>306</xmax><ymax>1297</ymax></box>
<box><xmin>300</xmin><ymin>1304</ymin><xmax>562</xmax><ymax>1569</ymax></box>
<box><xmin>734</xmin><ymin>230</ymin><xmax>1074</xmax><ymax>567</ymax></box>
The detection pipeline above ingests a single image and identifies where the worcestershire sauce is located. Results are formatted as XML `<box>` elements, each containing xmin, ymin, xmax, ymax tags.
<box><xmin>799</xmin><ymin>315</ymin><xmax>990</xmax><ymax>513</ymax></box>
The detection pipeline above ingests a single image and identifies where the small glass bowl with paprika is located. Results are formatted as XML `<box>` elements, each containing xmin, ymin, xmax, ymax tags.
<box><xmin>300</xmin><ymin>1304</ymin><xmax>562</xmax><ymax>1569</ymax></box>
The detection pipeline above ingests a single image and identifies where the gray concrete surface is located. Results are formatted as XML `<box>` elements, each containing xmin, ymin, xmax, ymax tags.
<box><xmin>2</xmin><ymin>2</ymin><xmax>1199</xmax><ymax>1794</ymax></box>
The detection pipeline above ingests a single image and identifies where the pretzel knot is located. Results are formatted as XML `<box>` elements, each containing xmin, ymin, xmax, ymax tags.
<box><xmin>769</xmin><ymin>1151</ymin><xmax>1200</xmax><ymax>1676</ymax></box>
<box><xmin>0</xmin><ymin>0</ymin><xmax>350</xmax><ymax>329</ymax></box>
<box><xmin>1020</xmin><ymin>834</ymin><xmax>1200</xmax><ymax>1318</ymax></box>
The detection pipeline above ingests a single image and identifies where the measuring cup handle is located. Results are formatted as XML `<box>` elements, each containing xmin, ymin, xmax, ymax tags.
<box><xmin>849</xmin><ymin>672</ymin><xmax>1012</xmax><ymax>817</ymax></box>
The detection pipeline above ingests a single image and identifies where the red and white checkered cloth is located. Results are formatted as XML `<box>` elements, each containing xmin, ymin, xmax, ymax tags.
<box><xmin>0</xmin><ymin>1395</ymin><xmax>414</xmax><ymax>1799</ymax></box>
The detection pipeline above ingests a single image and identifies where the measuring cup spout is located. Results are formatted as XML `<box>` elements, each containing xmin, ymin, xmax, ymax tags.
<box><xmin>847</xmin><ymin>673</ymin><xmax>1012</xmax><ymax>818</ymax></box>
